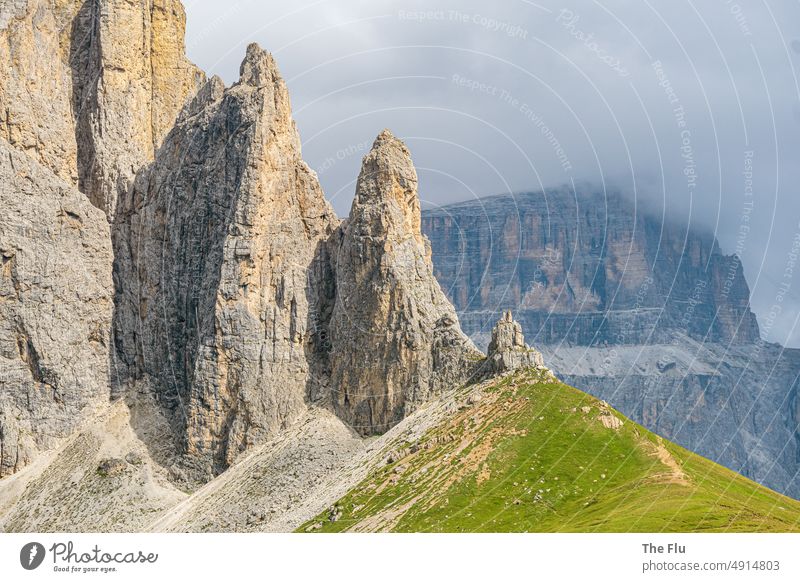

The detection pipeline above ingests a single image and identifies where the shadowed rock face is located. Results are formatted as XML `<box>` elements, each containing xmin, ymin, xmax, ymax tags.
<box><xmin>328</xmin><ymin>130</ymin><xmax>481</xmax><ymax>436</ymax></box>
<box><xmin>422</xmin><ymin>190</ymin><xmax>800</xmax><ymax>499</ymax></box>
<box><xmin>0</xmin><ymin>140</ymin><xmax>113</xmax><ymax>477</ymax></box>
<box><xmin>113</xmin><ymin>44</ymin><xmax>340</xmax><ymax>480</ymax></box>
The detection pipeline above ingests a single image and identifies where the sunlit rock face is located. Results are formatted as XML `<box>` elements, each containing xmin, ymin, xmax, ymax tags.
<box><xmin>328</xmin><ymin>130</ymin><xmax>481</xmax><ymax>436</ymax></box>
<box><xmin>112</xmin><ymin>44</ymin><xmax>339</xmax><ymax>480</ymax></box>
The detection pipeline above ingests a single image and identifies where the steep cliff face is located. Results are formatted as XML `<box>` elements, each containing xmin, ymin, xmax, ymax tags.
<box><xmin>113</xmin><ymin>44</ymin><xmax>340</xmax><ymax>479</ymax></box>
<box><xmin>0</xmin><ymin>0</ymin><xmax>207</xmax><ymax>479</ymax></box>
<box><xmin>75</xmin><ymin>0</ymin><xmax>205</xmax><ymax>219</ymax></box>
<box><xmin>422</xmin><ymin>189</ymin><xmax>800</xmax><ymax>499</ymax></box>
<box><xmin>328</xmin><ymin>130</ymin><xmax>480</xmax><ymax>435</ymax></box>
<box><xmin>0</xmin><ymin>139</ymin><xmax>113</xmax><ymax>477</ymax></box>
<box><xmin>0</xmin><ymin>0</ymin><xmax>204</xmax><ymax>220</ymax></box>
<box><xmin>0</xmin><ymin>0</ymin><xmax>84</xmax><ymax>184</ymax></box>
<box><xmin>423</xmin><ymin>188</ymin><xmax>760</xmax><ymax>348</ymax></box>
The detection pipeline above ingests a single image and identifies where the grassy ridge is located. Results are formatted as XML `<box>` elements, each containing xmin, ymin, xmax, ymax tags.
<box><xmin>300</xmin><ymin>370</ymin><xmax>800</xmax><ymax>532</ymax></box>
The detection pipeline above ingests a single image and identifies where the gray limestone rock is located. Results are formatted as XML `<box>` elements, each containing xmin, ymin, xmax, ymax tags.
<box><xmin>0</xmin><ymin>0</ymin><xmax>205</xmax><ymax>483</ymax></box>
<box><xmin>8</xmin><ymin>0</ymin><xmax>790</xmax><ymax>511</ymax></box>
<box><xmin>328</xmin><ymin>130</ymin><xmax>481</xmax><ymax>435</ymax></box>
<box><xmin>0</xmin><ymin>139</ymin><xmax>113</xmax><ymax>477</ymax></box>
<box><xmin>112</xmin><ymin>44</ymin><xmax>339</xmax><ymax>480</ymax></box>
<box><xmin>485</xmin><ymin>311</ymin><xmax>544</xmax><ymax>375</ymax></box>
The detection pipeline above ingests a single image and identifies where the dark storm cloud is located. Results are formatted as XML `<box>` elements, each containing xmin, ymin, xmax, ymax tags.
<box><xmin>183</xmin><ymin>0</ymin><xmax>800</xmax><ymax>347</ymax></box>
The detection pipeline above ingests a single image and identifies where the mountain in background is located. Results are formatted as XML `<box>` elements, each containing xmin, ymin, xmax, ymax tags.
<box><xmin>422</xmin><ymin>188</ymin><xmax>800</xmax><ymax>499</ymax></box>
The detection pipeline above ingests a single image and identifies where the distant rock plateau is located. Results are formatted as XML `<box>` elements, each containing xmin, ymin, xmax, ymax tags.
<box><xmin>422</xmin><ymin>189</ymin><xmax>800</xmax><ymax>499</ymax></box>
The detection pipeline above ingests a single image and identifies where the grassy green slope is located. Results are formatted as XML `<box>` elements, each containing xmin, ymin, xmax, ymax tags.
<box><xmin>301</xmin><ymin>369</ymin><xmax>800</xmax><ymax>532</ymax></box>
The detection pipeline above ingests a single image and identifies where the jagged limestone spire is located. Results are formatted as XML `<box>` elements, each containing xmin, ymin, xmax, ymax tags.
<box><xmin>348</xmin><ymin>128</ymin><xmax>425</xmax><ymax>247</ymax></box>
<box><xmin>329</xmin><ymin>130</ymin><xmax>480</xmax><ymax>435</ymax></box>
<box><xmin>113</xmin><ymin>41</ymin><xmax>339</xmax><ymax>481</ymax></box>
<box><xmin>239</xmin><ymin>43</ymin><xmax>279</xmax><ymax>86</ymax></box>
<box><xmin>488</xmin><ymin>310</ymin><xmax>527</xmax><ymax>353</ymax></box>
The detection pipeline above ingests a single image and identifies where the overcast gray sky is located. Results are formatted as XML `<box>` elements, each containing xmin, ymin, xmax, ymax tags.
<box><xmin>183</xmin><ymin>0</ymin><xmax>800</xmax><ymax>347</ymax></box>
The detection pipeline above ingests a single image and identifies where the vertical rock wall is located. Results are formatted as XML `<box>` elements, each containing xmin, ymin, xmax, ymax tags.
<box><xmin>0</xmin><ymin>0</ymin><xmax>84</xmax><ymax>184</ymax></box>
<box><xmin>113</xmin><ymin>45</ymin><xmax>340</xmax><ymax>478</ymax></box>
<box><xmin>0</xmin><ymin>140</ymin><xmax>113</xmax><ymax>477</ymax></box>
<box><xmin>329</xmin><ymin>130</ymin><xmax>480</xmax><ymax>435</ymax></box>
<box><xmin>75</xmin><ymin>0</ymin><xmax>205</xmax><ymax>219</ymax></box>
<box><xmin>0</xmin><ymin>0</ymin><xmax>203</xmax><ymax>477</ymax></box>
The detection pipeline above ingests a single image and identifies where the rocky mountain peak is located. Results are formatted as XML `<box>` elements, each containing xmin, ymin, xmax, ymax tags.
<box><xmin>352</xmin><ymin>129</ymin><xmax>424</xmax><ymax>246</ymax></box>
<box><xmin>328</xmin><ymin>130</ymin><xmax>480</xmax><ymax>435</ymax></box>
<box><xmin>112</xmin><ymin>43</ymin><xmax>339</xmax><ymax>480</ymax></box>
<box><xmin>238</xmin><ymin>43</ymin><xmax>279</xmax><ymax>87</ymax></box>
<box><xmin>361</xmin><ymin>129</ymin><xmax>415</xmax><ymax>187</ymax></box>
<box><xmin>1</xmin><ymin>1</ymin><xmax>517</xmax><ymax>485</ymax></box>
<box><xmin>486</xmin><ymin>311</ymin><xmax>545</xmax><ymax>375</ymax></box>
